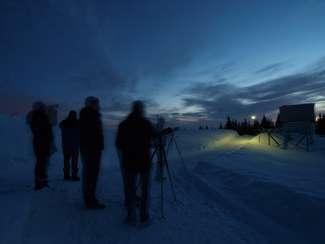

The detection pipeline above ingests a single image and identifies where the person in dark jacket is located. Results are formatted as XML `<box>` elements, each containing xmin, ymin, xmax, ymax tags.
<box><xmin>79</xmin><ymin>97</ymin><xmax>105</xmax><ymax>209</ymax></box>
<box><xmin>29</xmin><ymin>102</ymin><xmax>54</xmax><ymax>190</ymax></box>
<box><xmin>59</xmin><ymin>110</ymin><xmax>80</xmax><ymax>181</ymax></box>
<box><xmin>116</xmin><ymin>100</ymin><xmax>155</xmax><ymax>223</ymax></box>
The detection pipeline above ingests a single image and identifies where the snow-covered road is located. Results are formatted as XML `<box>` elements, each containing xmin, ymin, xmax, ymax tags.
<box><xmin>0</xmin><ymin>151</ymin><xmax>269</xmax><ymax>244</ymax></box>
<box><xmin>1</xmin><ymin>117</ymin><xmax>325</xmax><ymax>244</ymax></box>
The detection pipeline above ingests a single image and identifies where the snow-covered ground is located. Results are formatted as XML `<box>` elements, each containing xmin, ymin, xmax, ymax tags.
<box><xmin>1</xmin><ymin>115</ymin><xmax>325</xmax><ymax>244</ymax></box>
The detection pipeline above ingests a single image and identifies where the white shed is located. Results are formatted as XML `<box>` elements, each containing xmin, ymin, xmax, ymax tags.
<box><xmin>277</xmin><ymin>103</ymin><xmax>315</xmax><ymax>150</ymax></box>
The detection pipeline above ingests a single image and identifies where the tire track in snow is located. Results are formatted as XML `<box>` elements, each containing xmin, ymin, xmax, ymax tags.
<box><xmin>183</xmin><ymin>159</ymin><xmax>320</xmax><ymax>244</ymax></box>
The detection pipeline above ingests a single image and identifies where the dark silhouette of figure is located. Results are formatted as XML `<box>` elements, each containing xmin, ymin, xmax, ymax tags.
<box><xmin>116</xmin><ymin>101</ymin><xmax>155</xmax><ymax>224</ymax></box>
<box><xmin>29</xmin><ymin>102</ymin><xmax>54</xmax><ymax>190</ymax></box>
<box><xmin>59</xmin><ymin>110</ymin><xmax>80</xmax><ymax>181</ymax></box>
<box><xmin>79</xmin><ymin>97</ymin><xmax>105</xmax><ymax>209</ymax></box>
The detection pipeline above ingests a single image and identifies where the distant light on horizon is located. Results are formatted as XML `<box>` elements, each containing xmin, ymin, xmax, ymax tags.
<box><xmin>251</xmin><ymin>115</ymin><xmax>256</xmax><ymax>120</ymax></box>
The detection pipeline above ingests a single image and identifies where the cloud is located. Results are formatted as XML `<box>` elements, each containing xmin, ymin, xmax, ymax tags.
<box><xmin>193</xmin><ymin>62</ymin><xmax>236</xmax><ymax>77</ymax></box>
<box><xmin>99</xmin><ymin>97</ymin><xmax>162</xmax><ymax>126</ymax></box>
<box><xmin>0</xmin><ymin>0</ymin><xmax>201</xmax><ymax>120</ymax></box>
<box><xmin>0</xmin><ymin>1</ymin><xmax>138</xmax><ymax>117</ymax></box>
<box><xmin>255</xmin><ymin>62</ymin><xmax>286</xmax><ymax>75</ymax></box>
<box><xmin>179</xmin><ymin>60</ymin><xmax>325</xmax><ymax>122</ymax></box>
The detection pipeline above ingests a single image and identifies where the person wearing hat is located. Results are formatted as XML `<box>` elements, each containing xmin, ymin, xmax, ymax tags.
<box><xmin>29</xmin><ymin>101</ymin><xmax>54</xmax><ymax>190</ymax></box>
<box><xmin>79</xmin><ymin>97</ymin><xmax>105</xmax><ymax>209</ymax></box>
<box><xmin>116</xmin><ymin>100</ymin><xmax>155</xmax><ymax>224</ymax></box>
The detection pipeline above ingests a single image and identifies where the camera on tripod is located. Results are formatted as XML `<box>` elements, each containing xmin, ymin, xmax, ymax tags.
<box><xmin>157</xmin><ymin>127</ymin><xmax>174</xmax><ymax>137</ymax></box>
<box><xmin>150</xmin><ymin>117</ymin><xmax>183</xmax><ymax>218</ymax></box>
<box><xmin>152</xmin><ymin>116</ymin><xmax>174</xmax><ymax>151</ymax></box>
<box><xmin>153</xmin><ymin>126</ymin><xmax>179</xmax><ymax>155</ymax></box>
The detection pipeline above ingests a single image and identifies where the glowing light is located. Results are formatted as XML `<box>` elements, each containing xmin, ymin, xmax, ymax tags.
<box><xmin>251</xmin><ymin>115</ymin><xmax>256</xmax><ymax>120</ymax></box>
<box><xmin>208</xmin><ymin>132</ymin><xmax>282</xmax><ymax>156</ymax></box>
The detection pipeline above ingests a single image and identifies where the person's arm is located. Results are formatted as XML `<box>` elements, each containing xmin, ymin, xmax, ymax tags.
<box><xmin>98</xmin><ymin>115</ymin><xmax>104</xmax><ymax>150</ymax></box>
<box><xmin>115</xmin><ymin>124</ymin><xmax>124</xmax><ymax>164</ymax></box>
<box><xmin>45</xmin><ymin>115</ymin><xmax>56</xmax><ymax>153</ymax></box>
<box><xmin>115</xmin><ymin>124</ymin><xmax>123</xmax><ymax>150</ymax></box>
<box><xmin>82</xmin><ymin>111</ymin><xmax>104</xmax><ymax>151</ymax></box>
<box><xmin>148</xmin><ymin>121</ymin><xmax>158</xmax><ymax>138</ymax></box>
<box><xmin>76</xmin><ymin>123</ymin><xmax>80</xmax><ymax>148</ymax></box>
<box><xmin>45</xmin><ymin>115</ymin><xmax>54</xmax><ymax>142</ymax></box>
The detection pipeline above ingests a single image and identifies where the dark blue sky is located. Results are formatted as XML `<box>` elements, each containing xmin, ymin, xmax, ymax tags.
<box><xmin>1</xmin><ymin>0</ymin><xmax>325</xmax><ymax>124</ymax></box>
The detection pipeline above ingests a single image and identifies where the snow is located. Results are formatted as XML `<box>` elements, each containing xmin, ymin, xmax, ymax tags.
<box><xmin>1</xmin><ymin>116</ymin><xmax>325</xmax><ymax>244</ymax></box>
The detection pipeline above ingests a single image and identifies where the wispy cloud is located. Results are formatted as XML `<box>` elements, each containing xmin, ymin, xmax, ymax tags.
<box><xmin>178</xmin><ymin>59</ymin><xmax>325</xmax><ymax>122</ymax></box>
<box><xmin>255</xmin><ymin>62</ymin><xmax>286</xmax><ymax>75</ymax></box>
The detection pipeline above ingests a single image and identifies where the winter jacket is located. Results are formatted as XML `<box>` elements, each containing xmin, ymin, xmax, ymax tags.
<box><xmin>59</xmin><ymin>118</ymin><xmax>79</xmax><ymax>151</ymax></box>
<box><xmin>79</xmin><ymin>107</ymin><xmax>104</xmax><ymax>153</ymax></box>
<box><xmin>116</xmin><ymin>113</ymin><xmax>154</xmax><ymax>171</ymax></box>
<box><xmin>30</xmin><ymin>110</ymin><xmax>53</xmax><ymax>155</ymax></box>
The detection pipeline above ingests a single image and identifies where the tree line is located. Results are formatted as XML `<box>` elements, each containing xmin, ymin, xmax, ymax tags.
<box><xmin>219</xmin><ymin>114</ymin><xmax>325</xmax><ymax>136</ymax></box>
<box><xmin>220</xmin><ymin>115</ymin><xmax>275</xmax><ymax>136</ymax></box>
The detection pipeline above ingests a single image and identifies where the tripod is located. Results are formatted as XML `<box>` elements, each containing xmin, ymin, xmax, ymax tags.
<box><xmin>151</xmin><ymin>131</ymin><xmax>184</xmax><ymax>218</ymax></box>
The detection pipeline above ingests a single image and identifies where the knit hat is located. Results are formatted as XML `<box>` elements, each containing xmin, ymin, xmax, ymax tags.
<box><xmin>85</xmin><ymin>96</ymin><xmax>99</xmax><ymax>107</ymax></box>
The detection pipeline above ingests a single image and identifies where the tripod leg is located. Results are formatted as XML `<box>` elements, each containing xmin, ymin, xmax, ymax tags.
<box><xmin>160</xmin><ymin>154</ymin><xmax>165</xmax><ymax>219</ymax></box>
<box><xmin>155</xmin><ymin>148</ymin><xmax>165</xmax><ymax>182</ymax></box>
<box><xmin>150</xmin><ymin>148</ymin><xmax>157</xmax><ymax>162</ymax></box>
<box><xmin>162</xmin><ymin>148</ymin><xmax>177</xmax><ymax>202</ymax></box>
<box><xmin>173</xmin><ymin>137</ymin><xmax>186</xmax><ymax>170</ymax></box>
<box><xmin>166</xmin><ymin>135</ymin><xmax>174</xmax><ymax>156</ymax></box>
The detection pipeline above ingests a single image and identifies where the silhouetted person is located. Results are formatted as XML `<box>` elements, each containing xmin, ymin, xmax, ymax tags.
<box><xmin>116</xmin><ymin>101</ymin><xmax>154</xmax><ymax>224</ymax></box>
<box><xmin>29</xmin><ymin>102</ymin><xmax>54</xmax><ymax>190</ymax></box>
<box><xmin>79</xmin><ymin>97</ymin><xmax>105</xmax><ymax>209</ymax></box>
<box><xmin>59</xmin><ymin>110</ymin><xmax>80</xmax><ymax>181</ymax></box>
